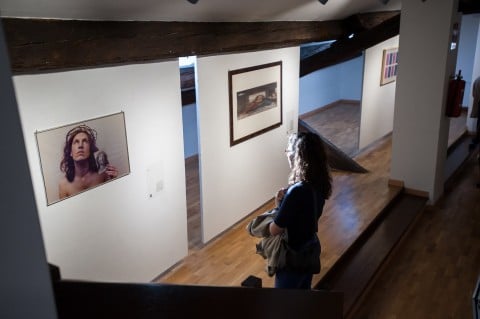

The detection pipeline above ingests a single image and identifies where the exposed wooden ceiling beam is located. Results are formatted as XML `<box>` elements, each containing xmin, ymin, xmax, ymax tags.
<box><xmin>2</xmin><ymin>10</ymin><xmax>403</xmax><ymax>75</ymax></box>
<box><xmin>342</xmin><ymin>11</ymin><xmax>400</xmax><ymax>33</ymax></box>
<box><xmin>2</xmin><ymin>19</ymin><xmax>347</xmax><ymax>74</ymax></box>
<box><xmin>300</xmin><ymin>13</ymin><xmax>400</xmax><ymax>77</ymax></box>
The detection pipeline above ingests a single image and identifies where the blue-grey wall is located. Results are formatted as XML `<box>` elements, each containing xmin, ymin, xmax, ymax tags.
<box><xmin>182</xmin><ymin>103</ymin><xmax>198</xmax><ymax>158</ymax></box>
<box><xmin>299</xmin><ymin>54</ymin><xmax>364</xmax><ymax>115</ymax></box>
<box><xmin>456</xmin><ymin>14</ymin><xmax>480</xmax><ymax>106</ymax></box>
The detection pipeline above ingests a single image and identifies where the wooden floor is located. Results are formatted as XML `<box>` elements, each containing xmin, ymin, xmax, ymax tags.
<box><xmin>158</xmin><ymin>102</ymin><xmax>471</xmax><ymax>292</ymax></box>
<box><xmin>352</xmin><ymin>152</ymin><xmax>480</xmax><ymax>319</ymax></box>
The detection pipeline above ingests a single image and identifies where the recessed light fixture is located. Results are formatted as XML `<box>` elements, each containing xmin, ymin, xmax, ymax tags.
<box><xmin>187</xmin><ymin>0</ymin><xmax>199</xmax><ymax>4</ymax></box>
<box><xmin>318</xmin><ymin>0</ymin><xmax>328</xmax><ymax>4</ymax></box>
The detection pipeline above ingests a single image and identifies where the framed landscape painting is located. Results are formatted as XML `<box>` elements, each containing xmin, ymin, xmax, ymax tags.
<box><xmin>229</xmin><ymin>61</ymin><xmax>282</xmax><ymax>146</ymax></box>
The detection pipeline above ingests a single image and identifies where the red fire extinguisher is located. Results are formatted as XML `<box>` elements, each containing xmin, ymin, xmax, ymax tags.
<box><xmin>445</xmin><ymin>70</ymin><xmax>465</xmax><ymax>118</ymax></box>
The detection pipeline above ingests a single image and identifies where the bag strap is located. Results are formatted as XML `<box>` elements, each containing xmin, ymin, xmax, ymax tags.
<box><xmin>311</xmin><ymin>185</ymin><xmax>318</xmax><ymax>233</ymax></box>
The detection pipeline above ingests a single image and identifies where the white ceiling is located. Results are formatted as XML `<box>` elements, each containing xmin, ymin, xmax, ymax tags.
<box><xmin>0</xmin><ymin>0</ymin><xmax>401</xmax><ymax>22</ymax></box>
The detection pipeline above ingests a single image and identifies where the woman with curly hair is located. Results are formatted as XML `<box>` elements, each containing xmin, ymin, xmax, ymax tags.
<box><xmin>269</xmin><ymin>131</ymin><xmax>332</xmax><ymax>289</ymax></box>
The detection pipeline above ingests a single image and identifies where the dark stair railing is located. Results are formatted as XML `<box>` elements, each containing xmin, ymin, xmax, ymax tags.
<box><xmin>49</xmin><ymin>264</ymin><xmax>343</xmax><ymax>319</ymax></box>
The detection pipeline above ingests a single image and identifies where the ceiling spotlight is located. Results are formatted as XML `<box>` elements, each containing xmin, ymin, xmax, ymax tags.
<box><xmin>318</xmin><ymin>0</ymin><xmax>328</xmax><ymax>4</ymax></box>
<box><xmin>187</xmin><ymin>0</ymin><xmax>199</xmax><ymax>4</ymax></box>
<box><xmin>379</xmin><ymin>0</ymin><xmax>390</xmax><ymax>4</ymax></box>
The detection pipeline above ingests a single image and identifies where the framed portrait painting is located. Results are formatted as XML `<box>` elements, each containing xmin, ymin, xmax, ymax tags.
<box><xmin>229</xmin><ymin>61</ymin><xmax>282</xmax><ymax>146</ymax></box>
<box><xmin>35</xmin><ymin>112</ymin><xmax>130</xmax><ymax>205</ymax></box>
<box><xmin>380</xmin><ymin>47</ymin><xmax>399</xmax><ymax>86</ymax></box>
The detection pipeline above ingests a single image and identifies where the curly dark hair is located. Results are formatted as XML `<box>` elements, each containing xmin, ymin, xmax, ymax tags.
<box><xmin>60</xmin><ymin>125</ymin><xmax>99</xmax><ymax>182</ymax></box>
<box><xmin>288</xmin><ymin>132</ymin><xmax>332</xmax><ymax>199</ymax></box>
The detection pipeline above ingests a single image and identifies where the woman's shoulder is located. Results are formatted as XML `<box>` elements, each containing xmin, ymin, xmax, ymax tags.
<box><xmin>289</xmin><ymin>181</ymin><xmax>325</xmax><ymax>197</ymax></box>
<box><xmin>287</xmin><ymin>181</ymin><xmax>311</xmax><ymax>195</ymax></box>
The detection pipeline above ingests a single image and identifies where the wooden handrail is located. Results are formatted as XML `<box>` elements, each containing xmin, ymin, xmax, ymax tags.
<box><xmin>52</xmin><ymin>278</ymin><xmax>343</xmax><ymax>319</ymax></box>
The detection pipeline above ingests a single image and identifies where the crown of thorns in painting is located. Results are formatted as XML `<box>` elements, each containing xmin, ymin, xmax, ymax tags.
<box><xmin>65</xmin><ymin>124</ymin><xmax>98</xmax><ymax>145</ymax></box>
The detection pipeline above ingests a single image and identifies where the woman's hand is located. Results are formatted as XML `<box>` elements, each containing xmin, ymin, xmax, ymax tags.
<box><xmin>275</xmin><ymin>188</ymin><xmax>287</xmax><ymax>207</ymax></box>
<box><xmin>269</xmin><ymin>221</ymin><xmax>284</xmax><ymax>236</ymax></box>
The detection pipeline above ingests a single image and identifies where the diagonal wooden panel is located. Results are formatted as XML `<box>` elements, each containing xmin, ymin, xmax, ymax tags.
<box><xmin>299</xmin><ymin>119</ymin><xmax>368</xmax><ymax>174</ymax></box>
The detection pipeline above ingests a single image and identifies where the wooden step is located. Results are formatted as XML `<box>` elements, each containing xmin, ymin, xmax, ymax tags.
<box><xmin>315</xmin><ymin>192</ymin><xmax>427</xmax><ymax>318</ymax></box>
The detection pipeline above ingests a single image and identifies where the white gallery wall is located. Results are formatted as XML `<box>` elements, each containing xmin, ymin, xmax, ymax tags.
<box><xmin>196</xmin><ymin>47</ymin><xmax>297</xmax><ymax>242</ymax></box>
<box><xmin>359</xmin><ymin>35</ymin><xmax>399</xmax><ymax>150</ymax></box>
<box><xmin>182</xmin><ymin>102</ymin><xmax>199</xmax><ymax>158</ymax></box>
<box><xmin>14</xmin><ymin>61</ymin><xmax>188</xmax><ymax>282</ymax></box>
<box><xmin>391</xmin><ymin>0</ymin><xmax>459</xmax><ymax>203</ymax></box>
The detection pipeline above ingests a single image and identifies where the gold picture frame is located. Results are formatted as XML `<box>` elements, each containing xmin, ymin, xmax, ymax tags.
<box><xmin>380</xmin><ymin>47</ymin><xmax>399</xmax><ymax>86</ymax></box>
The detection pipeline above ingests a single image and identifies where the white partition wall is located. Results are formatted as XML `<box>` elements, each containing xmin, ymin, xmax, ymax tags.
<box><xmin>360</xmin><ymin>36</ymin><xmax>399</xmax><ymax>149</ymax></box>
<box><xmin>391</xmin><ymin>0</ymin><xmax>460</xmax><ymax>203</ymax></box>
<box><xmin>14</xmin><ymin>62</ymin><xmax>188</xmax><ymax>282</ymax></box>
<box><xmin>196</xmin><ymin>48</ymin><xmax>299</xmax><ymax>243</ymax></box>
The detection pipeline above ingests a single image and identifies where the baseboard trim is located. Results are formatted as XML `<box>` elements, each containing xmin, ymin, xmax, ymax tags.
<box><xmin>404</xmin><ymin>187</ymin><xmax>429</xmax><ymax>199</ymax></box>
<box><xmin>387</xmin><ymin>179</ymin><xmax>404</xmax><ymax>188</ymax></box>
<box><xmin>388</xmin><ymin>179</ymin><xmax>429</xmax><ymax>198</ymax></box>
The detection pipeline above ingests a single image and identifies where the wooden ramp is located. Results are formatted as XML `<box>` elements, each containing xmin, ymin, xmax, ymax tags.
<box><xmin>299</xmin><ymin>118</ymin><xmax>368</xmax><ymax>173</ymax></box>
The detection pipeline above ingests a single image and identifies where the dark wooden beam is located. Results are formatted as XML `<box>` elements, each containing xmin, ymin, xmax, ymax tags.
<box><xmin>2</xmin><ymin>18</ymin><xmax>347</xmax><ymax>74</ymax></box>
<box><xmin>300</xmin><ymin>13</ymin><xmax>400</xmax><ymax>77</ymax></box>
<box><xmin>459</xmin><ymin>0</ymin><xmax>480</xmax><ymax>14</ymax></box>
<box><xmin>342</xmin><ymin>11</ymin><xmax>400</xmax><ymax>33</ymax></box>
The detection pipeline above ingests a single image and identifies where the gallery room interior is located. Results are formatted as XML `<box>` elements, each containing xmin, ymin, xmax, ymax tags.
<box><xmin>2</xmin><ymin>0</ymin><xmax>480</xmax><ymax>318</ymax></box>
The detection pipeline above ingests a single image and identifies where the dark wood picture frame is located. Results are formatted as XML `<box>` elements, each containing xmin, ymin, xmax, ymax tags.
<box><xmin>229</xmin><ymin>61</ymin><xmax>282</xmax><ymax>146</ymax></box>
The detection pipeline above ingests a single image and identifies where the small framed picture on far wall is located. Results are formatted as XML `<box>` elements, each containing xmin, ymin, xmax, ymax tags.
<box><xmin>381</xmin><ymin>47</ymin><xmax>399</xmax><ymax>86</ymax></box>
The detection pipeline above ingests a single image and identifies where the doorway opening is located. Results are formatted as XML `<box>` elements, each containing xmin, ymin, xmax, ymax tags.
<box><xmin>179</xmin><ymin>56</ymin><xmax>203</xmax><ymax>251</ymax></box>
